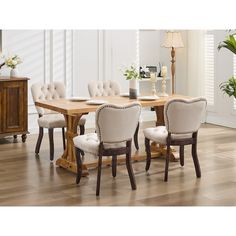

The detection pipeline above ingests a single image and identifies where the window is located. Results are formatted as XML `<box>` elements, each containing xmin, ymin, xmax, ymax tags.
<box><xmin>204</xmin><ymin>33</ymin><xmax>215</xmax><ymax>106</ymax></box>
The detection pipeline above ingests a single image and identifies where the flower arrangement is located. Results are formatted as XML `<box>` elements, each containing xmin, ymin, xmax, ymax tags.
<box><xmin>4</xmin><ymin>55</ymin><xmax>22</xmax><ymax>69</ymax></box>
<box><xmin>123</xmin><ymin>65</ymin><xmax>141</xmax><ymax>80</ymax></box>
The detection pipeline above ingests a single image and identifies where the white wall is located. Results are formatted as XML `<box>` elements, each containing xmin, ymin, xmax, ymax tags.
<box><xmin>1</xmin><ymin>30</ymin><xmax>138</xmax><ymax>133</ymax></box>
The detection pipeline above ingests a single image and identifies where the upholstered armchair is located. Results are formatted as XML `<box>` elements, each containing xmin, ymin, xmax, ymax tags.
<box><xmin>143</xmin><ymin>97</ymin><xmax>207</xmax><ymax>181</ymax></box>
<box><xmin>31</xmin><ymin>82</ymin><xmax>86</xmax><ymax>161</ymax></box>
<box><xmin>73</xmin><ymin>102</ymin><xmax>141</xmax><ymax>196</ymax></box>
<box><xmin>88</xmin><ymin>80</ymin><xmax>140</xmax><ymax>150</ymax></box>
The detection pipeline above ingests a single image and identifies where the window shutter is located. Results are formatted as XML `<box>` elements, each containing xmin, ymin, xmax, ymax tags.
<box><xmin>204</xmin><ymin>33</ymin><xmax>215</xmax><ymax>106</ymax></box>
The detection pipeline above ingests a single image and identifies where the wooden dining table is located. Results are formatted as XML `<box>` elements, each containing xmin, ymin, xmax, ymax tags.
<box><xmin>35</xmin><ymin>95</ymin><xmax>189</xmax><ymax>175</ymax></box>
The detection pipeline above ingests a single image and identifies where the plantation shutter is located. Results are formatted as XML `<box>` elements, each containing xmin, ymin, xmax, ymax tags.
<box><xmin>204</xmin><ymin>33</ymin><xmax>215</xmax><ymax>106</ymax></box>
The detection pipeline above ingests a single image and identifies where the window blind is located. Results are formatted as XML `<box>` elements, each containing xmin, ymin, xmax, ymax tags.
<box><xmin>204</xmin><ymin>33</ymin><xmax>215</xmax><ymax>106</ymax></box>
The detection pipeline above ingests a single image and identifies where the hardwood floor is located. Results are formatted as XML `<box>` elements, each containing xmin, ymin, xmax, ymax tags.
<box><xmin>0</xmin><ymin>122</ymin><xmax>236</xmax><ymax>206</ymax></box>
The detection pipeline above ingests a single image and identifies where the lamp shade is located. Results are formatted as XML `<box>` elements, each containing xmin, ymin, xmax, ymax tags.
<box><xmin>162</xmin><ymin>31</ymin><xmax>184</xmax><ymax>48</ymax></box>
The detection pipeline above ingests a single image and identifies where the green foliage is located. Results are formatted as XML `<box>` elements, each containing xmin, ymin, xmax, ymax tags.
<box><xmin>218</xmin><ymin>32</ymin><xmax>236</xmax><ymax>98</ymax></box>
<box><xmin>123</xmin><ymin>65</ymin><xmax>141</xmax><ymax>80</ymax></box>
<box><xmin>219</xmin><ymin>77</ymin><xmax>236</xmax><ymax>98</ymax></box>
<box><xmin>218</xmin><ymin>33</ymin><xmax>236</xmax><ymax>55</ymax></box>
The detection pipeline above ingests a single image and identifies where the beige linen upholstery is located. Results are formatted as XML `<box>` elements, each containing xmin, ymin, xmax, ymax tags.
<box><xmin>73</xmin><ymin>102</ymin><xmax>141</xmax><ymax>155</ymax></box>
<box><xmin>164</xmin><ymin>97</ymin><xmax>207</xmax><ymax>134</ymax></box>
<box><xmin>38</xmin><ymin>113</ymin><xmax>86</xmax><ymax>129</ymax></box>
<box><xmin>88</xmin><ymin>80</ymin><xmax>121</xmax><ymax>97</ymax></box>
<box><xmin>31</xmin><ymin>82</ymin><xmax>65</xmax><ymax>115</ymax></box>
<box><xmin>143</xmin><ymin>126</ymin><xmax>192</xmax><ymax>144</ymax></box>
<box><xmin>73</xmin><ymin>133</ymin><xmax>126</xmax><ymax>155</ymax></box>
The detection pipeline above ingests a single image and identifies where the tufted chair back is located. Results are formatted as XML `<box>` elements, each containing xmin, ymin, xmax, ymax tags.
<box><xmin>95</xmin><ymin>102</ymin><xmax>141</xmax><ymax>144</ymax></box>
<box><xmin>31</xmin><ymin>82</ymin><xmax>65</xmax><ymax>115</ymax></box>
<box><xmin>164</xmin><ymin>97</ymin><xmax>207</xmax><ymax>134</ymax></box>
<box><xmin>88</xmin><ymin>80</ymin><xmax>121</xmax><ymax>97</ymax></box>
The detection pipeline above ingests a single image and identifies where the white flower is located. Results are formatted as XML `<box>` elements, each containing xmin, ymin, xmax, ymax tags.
<box><xmin>12</xmin><ymin>60</ymin><xmax>17</xmax><ymax>66</ymax></box>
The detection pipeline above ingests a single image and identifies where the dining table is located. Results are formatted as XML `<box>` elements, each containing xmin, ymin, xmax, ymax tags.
<box><xmin>35</xmin><ymin>94</ymin><xmax>189</xmax><ymax>175</ymax></box>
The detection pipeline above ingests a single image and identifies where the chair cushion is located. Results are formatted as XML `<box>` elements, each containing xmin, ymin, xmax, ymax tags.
<box><xmin>143</xmin><ymin>126</ymin><xmax>192</xmax><ymax>144</ymax></box>
<box><xmin>38</xmin><ymin>114</ymin><xmax>86</xmax><ymax>128</ymax></box>
<box><xmin>73</xmin><ymin>133</ymin><xmax>126</xmax><ymax>155</ymax></box>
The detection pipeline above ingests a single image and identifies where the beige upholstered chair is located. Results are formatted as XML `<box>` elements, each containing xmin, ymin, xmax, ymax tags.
<box><xmin>88</xmin><ymin>80</ymin><xmax>140</xmax><ymax>150</ymax></box>
<box><xmin>31</xmin><ymin>82</ymin><xmax>86</xmax><ymax>161</ymax></box>
<box><xmin>73</xmin><ymin>102</ymin><xmax>141</xmax><ymax>196</ymax></box>
<box><xmin>144</xmin><ymin>97</ymin><xmax>207</xmax><ymax>181</ymax></box>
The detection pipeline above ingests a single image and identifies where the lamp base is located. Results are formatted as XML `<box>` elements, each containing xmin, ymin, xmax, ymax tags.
<box><xmin>159</xmin><ymin>92</ymin><xmax>169</xmax><ymax>97</ymax></box>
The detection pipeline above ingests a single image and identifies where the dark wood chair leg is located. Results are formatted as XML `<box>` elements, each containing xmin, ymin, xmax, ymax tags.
<box><xmin>35</xmin><ymin>127</ymin><xmax>44</xmax><ymax>154</ymax></box>
<box><xmin>62</xmin><ymin>127</ymin><xmax>66</xmax><ymax>150</ymax></box>
<box><xmin>96</xmin><ymin>153</ymin><xmax>103</xmax><ymax>196</ymax></box>
<box><xmin>21</xmin><ymin>134</ymin><xmax>27</xmax><ymax>143</ymax></box>
<box><xmin>75</xmin><ymin>147</ymin><xmax>83</xmax><ymax>184</ymax></box>
<box><xmin>145</xmin><ymin>138</ymin><xmax>151</xmax><ymax>171</ymax></box>
<box><xmin>164</xmin><ymin>143</ymin><xmax>171</xmax><ymax>182</ymax></box>
<box><xmin>126</xmin><ymin>141</ymin><xmax>136</xmax><ymax>190</ymax></box>
<box><xmin>133</xmin><ymin>122</ymin><xmax>139</xmax><ymax>150</ymax></box>
<box><xmin>48</xmin><ymin>128</ymin><xmax>54</xmax><ymax>161</ymax></box>
<box><xmin>112</xmin><ymin>155</ymin><xmax>117</xmax><ymax>177</ymax></box>
<box><xmin>191</xmin><ymin>133</ymin><xmax>201</xmax><ymax>178</ymax></box>
<box><xmin>180</xmin><ymin>145</ymin><xmax>184</xmax><ymax>166</ymax></box>
<box><xmin>79</xmin><ymin>125</ymin><xmax>85</xmax><ymax>156</ymax></box>
<box><xmin>80</xmin><ymin>125</ymin><xmax>85</xmax><ymax>135</ymax></box>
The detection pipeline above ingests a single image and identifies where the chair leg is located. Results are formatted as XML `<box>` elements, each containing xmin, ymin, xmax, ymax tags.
<box><xmin>112</xmin><ymin>155</ymin><xmax>117</xmax><ymax>177</ymax></box>
<box><xmin>79</xmin><ymin>125</ymin><xmax>85</xmax><ymax>156</ymax></box>
<box><xmin>62</xmin><ymin>127</ymin><xmax>66</xmax><ymax>150</ymax></box>
<box><xmin>133</xmin><ymin>122</ymin><xmax>139</xmax><ymax>150</ymax></box>
<box><xmin>191</xmin><ymin>141</ymin><xmax>201</xmax><ymax>178</ymax></box>
<box><xmin>145</xmin><ymin>138</ymin><xmax>151</xmax><ymax>171</ymax></box>
<box><xmin>126</xmin><ymin>141</ymin><xmax>136</xmax><ymax>190</ymax></box>
<box><xmin>80</xmin><ymin>125</ymin><xmax>85</xmax><ymax>135</ymax></box>
<box><xmin>179</xmin><ymin>145</ymin><xmax>184</xmax><ymax>166</ymax></box>
<box><xmin>96</xmin><ymin>154</ymin><xmax>103</xmax><ymax>196</ymax></box>
<box><xmin>164</xmin><ymin>144</ymin><xmax>171</xmax><ymax>182</ymax></box>
<box><xmin>75</xmin><ymin>147</ymin><xmax>83</xmax><ymax>184</ymax></box>
<box><xmin>48</xmin><ymin>128</ymin><xmax>54</xmax><ymax>161</ymax></box>
<box><xmin>35</xmin><ymin>127</ymin><xmax>44</xmax><ymax>154</ymax></box>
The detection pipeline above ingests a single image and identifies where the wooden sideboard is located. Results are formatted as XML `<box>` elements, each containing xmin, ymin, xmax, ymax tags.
<box><xmin>0</xmin><ymin>76</ymin><xmax>29</xmax><ymax>142</ymax></box>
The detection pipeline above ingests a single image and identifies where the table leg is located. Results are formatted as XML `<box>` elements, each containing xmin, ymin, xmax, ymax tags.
<box><xmin>56</xmin><ymin>114</ymin><xmax>88</xmax><ymax>175</ymax></box>
<box><xmin>152</xmin><ymin>106</ymin><xmax>179</xmax><ymax>162</ymax></box>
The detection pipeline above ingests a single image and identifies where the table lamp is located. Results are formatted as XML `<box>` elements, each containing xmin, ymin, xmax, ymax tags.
<box><xmin>162</xmin><ymin>31</ymin><xmax>184</xmax><ymax>94</ymax></box>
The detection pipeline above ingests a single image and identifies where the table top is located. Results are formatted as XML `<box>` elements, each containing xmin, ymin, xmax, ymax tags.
<box><xmin>0</xmin><ymin>76</ymin><xmax>30</xmax><ymax>82</ymax></box>
<box><xmin>35</xmin><ymin>94</ymin><xmax>189</xmax><ymax>115</ymax></box>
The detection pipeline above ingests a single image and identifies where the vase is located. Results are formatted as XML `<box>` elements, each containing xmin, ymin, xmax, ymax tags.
<box><xmin>10</xmin><ymin>68</ymin><xmax>19</xmax><ymax>77</ymax></box>
<box><xmin>129</xmin><ymin>79</ymin><xmax>138</xmax><ymax>99</ymax></box>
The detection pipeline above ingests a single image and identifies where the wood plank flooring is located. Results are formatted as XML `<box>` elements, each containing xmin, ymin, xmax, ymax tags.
<box><xmin>1</xmin><ymin>122</ymin><xmax>236</xmax><ymax>206</ymax></box>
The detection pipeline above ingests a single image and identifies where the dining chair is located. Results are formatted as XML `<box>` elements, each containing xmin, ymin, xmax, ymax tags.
<box><xmin>31</xmin><ymin>82</ymin><xmax>86</xmax><ymax>161</ymax></box>
<box><xmin>73</xmin><ymin>102</ymin><xmax>141</xmax><ymax>196</ymax></box>
<box><xmin>88</xmin><ymin>80</ymin><xmax>140</xmax><ymax>150</ymax></box>
<box><xmin>143</xmin><ymin>97</ymin><xmax>207</xmax><ymax>181</ymax></box>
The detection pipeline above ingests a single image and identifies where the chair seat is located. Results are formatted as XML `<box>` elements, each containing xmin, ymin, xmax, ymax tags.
<box><xmin>143</xmin><ymin>126</ymin><xmax>192</xmax><ymax>144</ymax></box>
<box><xmin>38</xmin><ymin>114</ymin><xmax>86</xmax><ymax>128</ymax></box>
<box><xmin>73</xmin><ymin>133</ymin><xmax>126</xmax><ymax>155</ymax></box>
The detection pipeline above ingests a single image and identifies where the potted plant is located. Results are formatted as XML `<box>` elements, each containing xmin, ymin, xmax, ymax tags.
<box><xmin>218</xmin><ymin>32</ymin><xmax>236</xmax><ymax>98</ymax></box>
<box><xmin>123</xmin><ymin>65</ymin><xmax>141</xmax><ymax>99</ymax></box>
